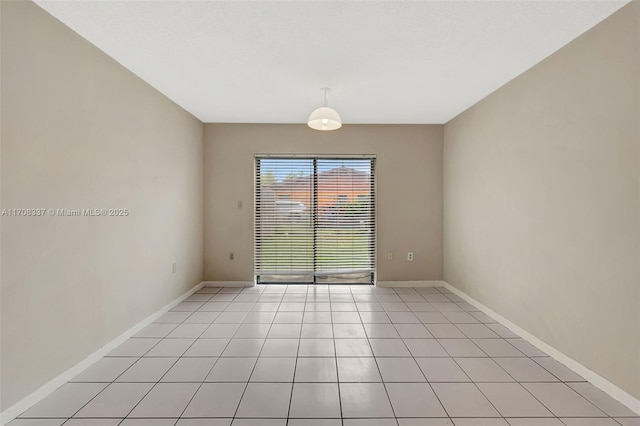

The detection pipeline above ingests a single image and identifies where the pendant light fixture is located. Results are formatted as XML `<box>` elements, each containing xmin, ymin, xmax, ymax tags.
<box><xmin>307</xmin><ymin>87</ymin><xmax>342</xmax><ymax>131</ymax></box>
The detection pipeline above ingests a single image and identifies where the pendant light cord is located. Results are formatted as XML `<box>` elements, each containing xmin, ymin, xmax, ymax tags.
<box><xmin>321</xmin><ymin>87</ymin><xmax>331</xmax><ymax>107</ymax></box>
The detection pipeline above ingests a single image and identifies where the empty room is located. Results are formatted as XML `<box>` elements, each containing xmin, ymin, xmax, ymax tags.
<box><xmin>1</xmin><ymin>0</ymin><xmax>639</xmax><ymax>425</ymax></box>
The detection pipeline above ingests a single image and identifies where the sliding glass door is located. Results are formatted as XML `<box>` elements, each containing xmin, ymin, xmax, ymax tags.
<box><xmin>255</xmin><ymin>158</ymin><xmax>315</xmax><ymax>283</ymax></box>
<box><xmin>255</xmin><ymin>156</ymin><xmax>375</xmax><ymax>284</ymax></box>
<box><xmin>315</xmin><ymin>159</ymin><xmax>375</xmax><ymax>284</ymax></box>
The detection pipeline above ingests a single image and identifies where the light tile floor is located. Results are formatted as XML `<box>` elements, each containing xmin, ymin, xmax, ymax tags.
<box><xmin>11</xmin><ymin>285</ymin><xmax>640</xmax><ymax>426</ymax></box>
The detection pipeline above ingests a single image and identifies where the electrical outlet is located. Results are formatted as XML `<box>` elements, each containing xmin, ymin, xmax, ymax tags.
<box><xmin>407</xmin><ymin>252</ymin><xmax>414</xmax><ymax>261</ymax></box>
<box><xmin>172</xmin><ymin>263</ymin><xmax>177</xmax><ymax>274</ymax></box>
<box><xmin>229</xmin><ymin>252</ymin><xmax>235</xmax><ymax>261</ymax></box>
<box><xmin>387</xmin><ymin>252</ymin><xmax>393</xmax><ymax>261</ymax></box>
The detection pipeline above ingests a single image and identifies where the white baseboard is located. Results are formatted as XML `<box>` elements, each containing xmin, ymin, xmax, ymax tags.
<box><xmin>0</xmin><ymin>281</ymin><xmax>204</xmax><ymax>425</ymax></box>
<box><xmin>442</xmin><ymin>281</ymin><xmax>640</xmax><ymax>415</ymax></box>
<box><xmin>203</xmin><ymin>280</ymin><xmax>254</xmax><ymax>288</ymax></box>
<box><xmin>376</xmin><ymin>280</ymin><xmax>446</xmax><ymax>288</ymax></box>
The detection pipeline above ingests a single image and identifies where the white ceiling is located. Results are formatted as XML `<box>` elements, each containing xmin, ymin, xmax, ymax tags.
<box><xmin>35</xmin><ymin>1</ymin><xmax>628</xmax><ymax>124</ymax></box>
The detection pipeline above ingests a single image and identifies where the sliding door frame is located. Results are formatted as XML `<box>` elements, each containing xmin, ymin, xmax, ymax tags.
<box><xmin>254</xmin><ymin>154</ymin><xmax>377</xmax><ymax>285</ymax></box>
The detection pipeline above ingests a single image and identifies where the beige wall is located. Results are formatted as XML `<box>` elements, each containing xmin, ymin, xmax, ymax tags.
<box><xmin>444</xmin><ymin>2</ymin><xmax>640</xmax><ymax>399</ymax></box>
<box><xmin>1</xmin><ymin>1</ymin><xmax>204</xmax><ymax>410</ymax></box>
<box><xmin>204</xmin><ymin>124</ymin><xmax>443</xmax><ymax>283</ymax></box>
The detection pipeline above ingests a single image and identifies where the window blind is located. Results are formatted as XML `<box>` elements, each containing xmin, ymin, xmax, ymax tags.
<box><xmin>315</xmin><ymin>159</ymin><xmax>375</xmax><ymax>284</ymax></box>
<box><xmin>255</xmin><ymin>158</ymin><xmax>314</xmax><ymax>283</ymax></box>
<box><xmin>255</xmin><ymin>157</ymin><xmax>375</xmax><ymax>284</ymax></box>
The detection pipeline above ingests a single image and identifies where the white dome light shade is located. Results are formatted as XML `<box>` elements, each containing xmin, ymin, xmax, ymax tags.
<box><xmin>308</xmin><ymin>87</ymin><xmax>342</xmax><ymax>131</ymax></box>
<box><xmin>308</xmin><ymin>106</ymin><xmax>342</xmax><ymax>131</ymax></box>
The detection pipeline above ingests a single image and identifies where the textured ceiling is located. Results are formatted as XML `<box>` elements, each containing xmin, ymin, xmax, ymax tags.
<box><xmin>35</xmin><ymin>1</ymin><xmax>628</xmax><ymax>124</ymax></box>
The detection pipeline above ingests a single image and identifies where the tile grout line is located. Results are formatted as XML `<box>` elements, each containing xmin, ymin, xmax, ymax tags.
<box><xmin>18</xmin><ymin>284</ymin><xmax>639</xmax><ymax>426</ymax></box>
<box><xmin>119</xmin><ymin>287</ymin><xmax>226</xmax><ymax>425</ymax></box>
<box><xmin>230</xmin><ymin>285</ymin><xmax>276</xmax><ymax>422</ymax></box>
<box><xmin>358</xmin><ymin>287</ymin><xmax>400</xmax><ymax>425</ymax></box>
<box><xmin>48</xmin><ymin>291</ymin><xmax>225</xmax><ymax>425</ymax></box>
<box><xmin>436</xmin><ymin>285</ymin><xmax>602</xmax><ymax>425</ymax></box>
<box><xmin>441</xmin><ymin>286</ymin><xmax>617</xmax><ymax>424</ymax></box>
<box><xmin>442</xmin><ymin>314</ymin><xmax>519</xmax><ymax>423</ymax></box>
<box><xmin>334</xmin><ymin>285</ymin><xmax>347</xmax><ymax>426</ymax></box>
<box><xmin>391</xmin><ymin>287</ymin><xmax>453</xmax><ymax>424</ymax></box>
<box><xmin>173</xmin><ymin>286</ymin><xmax>247</xmax><ymax>425</ymax></box>
<box><xmin>285</xmin><ymin>285</ymin><xmax>307</xmax><ymax>425</ymax></box>
<box><xmin>433</xmin><ymin>285</ymin><xmax>513</xmax><ymax>424</ymax></box>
